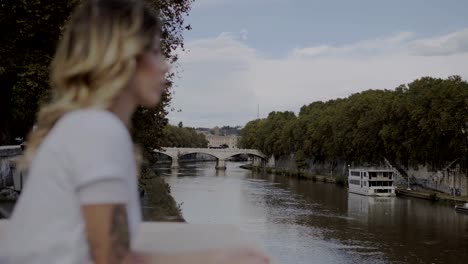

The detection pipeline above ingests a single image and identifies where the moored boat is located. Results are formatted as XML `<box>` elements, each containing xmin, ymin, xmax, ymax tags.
<box><xmin>348</xmin><ymin>168</ymin><xmax>396</xmax><ymax>197</ymax></box>
<box><xmin>455</xmin><ymin>203</ymin><xmax>468</xmax><ymax>214</ymax></box>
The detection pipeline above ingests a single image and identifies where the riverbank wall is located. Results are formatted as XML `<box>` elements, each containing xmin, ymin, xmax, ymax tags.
<box><xmin>139</xmin><ymin>165</ymin><xmax>184</xmax><ymax>222</ymax></box>
<box><xmin>242</xmin><ymin>162</ymin><xmax>468</xmax><ymax>205</ymax></box>
<box><xmin>264</xmin><ymin>154</ymin><xmax>468</xmax><ymax>197</ymax></box>
<box><xmin>0</xmin><ymin>146</ymin><xmax>22</xmax><ymax>203</ymax></box>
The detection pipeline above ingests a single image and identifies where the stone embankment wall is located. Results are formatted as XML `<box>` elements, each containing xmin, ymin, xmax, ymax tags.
<box><xmin>274</xmin><ymin>154</ymin><xmax>348</xmax><ymax>177</ymax></box>
<box><xmin>0</xmin><ymin>146</ymin><xmax>22</xmax><ymax>188</ymax></box>
<box><xmin>0</xmin><ymin>146</ymin><xmax>22</xmax><ymax>201</ymax></box>
<box><xmin>408</xmin><ymin>164</ymin><xmax>467</xmax><ymax>196</ymax></box>
<box><xmin>271</xmin><ymin>154</ymin><xmax>468</xmax><ymax>196</ymax></box>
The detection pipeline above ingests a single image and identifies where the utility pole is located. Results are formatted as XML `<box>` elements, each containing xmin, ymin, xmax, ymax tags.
<box><xmin>257</xmin><ymin>104</ymin><xmax>259</xmax><ymax>119</ymax></box>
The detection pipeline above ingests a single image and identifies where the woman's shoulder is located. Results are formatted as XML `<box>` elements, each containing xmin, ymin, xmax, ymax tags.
<box><xmin>52</xmin><ymin>109</ymin><xmax>131</xmax><ymax>146</ymax></box>
<box><xmin>61</xmin><ymin>109</ymin><xmax>124</xmax><ymax>128</ymax></box>
<box><xmin>60</xmin><ymin>109</ymin><xmax>127</xmax><ymax>133</ymax></box>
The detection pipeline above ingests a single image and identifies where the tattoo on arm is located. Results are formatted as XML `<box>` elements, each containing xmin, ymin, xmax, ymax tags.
<box><xmin>110</xmin><ymin>205</ymin><xmax>130</xmax><ymax>263</ymax></box>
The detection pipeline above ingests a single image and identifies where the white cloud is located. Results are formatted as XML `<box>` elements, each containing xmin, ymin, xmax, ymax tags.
<box><xmin>290</xmin><ymin>32</ymin><xmax>414</xmax><ymax>58</ymax></box>
<box><xmin>168</xmin><ymin>28</ymin><xmax>468</xmax><ymax>127</ymax></box>
<box><xmin>409</xmin><ymin>28</ymin><xmax>468</xmax><ymax>56</ymax></box>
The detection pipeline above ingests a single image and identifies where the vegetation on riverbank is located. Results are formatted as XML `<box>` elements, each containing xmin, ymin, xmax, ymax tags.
<box><xmin>139</xmin><ymin>165</ymin><xmax>185</xmax><ymax>222</ymax></box>
<box><xmin>160</xmin><ymin>124</ymin><xmax>208</xmax><ymax>148</ymax></box>
<box><xmin>239</xmin><ymin>76</ymin><xmax>468</xmax><ymax>170</ymax></box>
<box><xmin>0</xmin><ymin>0</ymin><xmax>194</xmax><ymax>150</ymax></box>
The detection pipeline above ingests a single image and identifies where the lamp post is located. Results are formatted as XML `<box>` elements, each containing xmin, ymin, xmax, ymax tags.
<box><xmin>406</xmin><ymin>174</ymin><xmax>411</xmax><ymax>191</ymax></box>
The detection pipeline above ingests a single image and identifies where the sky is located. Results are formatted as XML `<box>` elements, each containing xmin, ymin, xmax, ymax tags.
<box><xmin>167</xmin><ymin>0</ymin><xmax>468</xmax><ymax>128</ymax></box>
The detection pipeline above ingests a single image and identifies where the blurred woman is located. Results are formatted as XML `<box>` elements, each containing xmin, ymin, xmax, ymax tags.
<box><xmin>1</xmin><ymin>1</ymin><xmax>270</xmax><ymax>263</ymax></box>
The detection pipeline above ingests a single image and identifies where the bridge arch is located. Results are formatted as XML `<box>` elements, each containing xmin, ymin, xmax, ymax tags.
<box><xmin>178</xmin><ymin>152</ymin><xmax>219</xmax><ymax>160</ymax></box>
<box><xmin>153</xmin><ymin>147</ymin><xmax>270</xmax><ymax>170</ymax></box>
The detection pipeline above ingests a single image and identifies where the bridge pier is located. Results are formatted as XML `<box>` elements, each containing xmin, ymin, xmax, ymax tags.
<box><xmin>216</xmin><ymin>159</ymin><xmax>226</xmax><ymax>170</ymax></box>
<box><xmin>171</xmin><ymin>158</ymin><xmax>179</xmax><ymax>169</ymax></box>
<box><xmin>216</xmin><ymin>169</ymin><xmax>226</xmax><ymax>176</ymax></box>
<box><xmin>252</xmin><ymin>156</ymin><xmax>264</xmax><ymax>167</ymax></box>
<box><xmin>267</xmin><ymin>155</ymin><xmax>276</xmax><ymax>168</ymax></box>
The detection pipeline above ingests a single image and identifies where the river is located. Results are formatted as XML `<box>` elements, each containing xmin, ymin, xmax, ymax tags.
<box><xmin>156</xmin><ymin>161</ymin><xmax>468</xmax><ymax>264</ymax></box>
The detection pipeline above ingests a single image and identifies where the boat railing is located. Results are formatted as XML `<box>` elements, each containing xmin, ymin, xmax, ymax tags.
<box><xmin>349</xmin><ymin>166</ymin><xmax>393</xmax><ymax>171</ymax></box>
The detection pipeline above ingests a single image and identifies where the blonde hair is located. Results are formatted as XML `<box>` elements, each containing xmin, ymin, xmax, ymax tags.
<box><xmin>21</xmin><ymin>0</ymin><xmax>160</xmax><ymax>169</ymax></box>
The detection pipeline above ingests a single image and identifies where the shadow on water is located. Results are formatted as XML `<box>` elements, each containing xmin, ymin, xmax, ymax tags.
<box><xmin>156</xmin><ymin>161</ymin><xmax>468</xmax><ymax>264</ymax></box>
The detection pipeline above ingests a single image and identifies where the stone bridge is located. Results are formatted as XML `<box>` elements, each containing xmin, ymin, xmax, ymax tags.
<box><xmin>154</xmin><ymin>147</ymin><xmax>271</xmax><ymax>170</ymax></box>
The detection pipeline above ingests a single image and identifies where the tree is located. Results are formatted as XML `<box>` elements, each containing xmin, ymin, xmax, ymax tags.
<box><xmin>0</xmin><ymin>0</ymin><xmax>194</xmax><ymax>154</ymax></box>
<box><xmin>160</xmin><ymin>125</ymin><xmax>208</xmax><ymax>148</ymax></box>
<box><xmin>240</xmin><ymin>76</ymin><xmax>468</xmax><ymax>170</ymax></box>
<box><xmin>239</xmin><ymin>119</ymin><xmax>263</xmax><ymax>149</ymax></box>
<box><xmin>0</xmin><ymin>0</ymin><xmax>80</xmax><ymax>144</ymax></box>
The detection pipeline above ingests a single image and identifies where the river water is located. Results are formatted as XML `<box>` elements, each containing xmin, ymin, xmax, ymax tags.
<box><xmin>156</xmin><ymin>161</ymin><xmax>468</xmax><ymax>264</ymax></box>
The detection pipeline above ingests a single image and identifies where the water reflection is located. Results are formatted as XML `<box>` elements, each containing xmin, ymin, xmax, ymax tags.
<box><xmin>157</xmin><ymin>161</ymin><xmax>468</xmax><ymax>264</ymax></box>
<box><xmin>347</xmin><ymin>194</ymin><xmax>396</xmax><ymax>225</ymax></box>
<box><xmin>215</xmin><ymin>169</ymin><xmax>226</xmax><ymax>177</ymax></box>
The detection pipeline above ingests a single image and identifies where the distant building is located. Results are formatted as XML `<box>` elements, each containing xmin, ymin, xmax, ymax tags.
<box><xmin>206</xmin><ymin>135</ymin><xmax>240</xmax><ymax>149</ymax></box>
<box><xmin>195</xmin><ymin>129</ymin><xmax>211</xmax><ymax>136</ymax></box>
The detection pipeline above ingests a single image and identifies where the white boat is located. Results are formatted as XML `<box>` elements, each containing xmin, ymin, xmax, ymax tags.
<box><xmin>455</xmin><ymin>203</ymin><xmax>468</xmax><ymax>214</ymax></box>
<box><xmin>348</xmin><ymin>168</ymin><xmax>396</xmax><ymax>197</ymax></box>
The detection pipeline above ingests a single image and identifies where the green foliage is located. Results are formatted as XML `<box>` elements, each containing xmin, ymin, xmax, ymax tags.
<box><xmin>239</xmin><ymin>119</ymin><xmax>262</xmax><ymax>149</ymax></box>
<box><xmin>240</xmin><ymin>76</ymin><xmax>468</xmax><ymax>169</ymax></box>
<box><xmin>0</xmin><ymin>0</ymin><xmax>79</xmax><ymax>143</ymax></box>
<box><xmin>0</xmin><ymin>0</ymin><xmax>194</xmax><ymax>150</ymax></box>
<box><xmin>139</xmin><ymin>165</ymin><xmax>184</xmax><ymax>221</ymax></box>
<box><xmin>295</xmin><ymin>149</ymin><xmax>308</xmax><ymax>171</ymax></box>
<box><xmin>335</xmin><ymin>176</ymin><xmax>347</xmax><ymax>187</ymax></box>
<box><xmin>160</xmin><ymin>125</ymin><xmax>208</xmax><ymax>148</ymax></box>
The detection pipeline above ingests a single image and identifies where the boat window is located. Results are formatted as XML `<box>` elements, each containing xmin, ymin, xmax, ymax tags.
<box><xmin>376</xmin><ymin>189</ymin><xmax>390</xmax><ymax>193</ymax></box>
<box><xmin>349</xmin><ymin>179</ymin><xmax>360</xmax><ymax>185</ymax></box>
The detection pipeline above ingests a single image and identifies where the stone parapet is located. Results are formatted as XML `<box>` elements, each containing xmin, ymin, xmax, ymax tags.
<box><xmin>0</xmin><ymin>146</ymin><xmax>22</xmax><ymax>158</ymax></box>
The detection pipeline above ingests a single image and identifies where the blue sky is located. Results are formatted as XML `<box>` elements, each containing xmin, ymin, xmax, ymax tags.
<box><xmin>168</xmin><ymin>0</ymin><xmax>468</xmax><ymax>127</ymax></box>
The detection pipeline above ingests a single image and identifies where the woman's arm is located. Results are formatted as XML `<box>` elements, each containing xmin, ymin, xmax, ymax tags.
<box><xmin>82</xmin><ymin>203</ymin><xmax>138</xmax><ymax>264</ymax></box>
<box><xmin>82</xmin><ymin>204</ymin><xmax>270</xmax><ymax>264</ymax></box>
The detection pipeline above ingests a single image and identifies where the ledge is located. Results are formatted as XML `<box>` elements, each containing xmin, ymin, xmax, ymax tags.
<box><xmin>0</xmin><ymin>146</ymin><xmax>22</xmax><ymax>158</ymax></box>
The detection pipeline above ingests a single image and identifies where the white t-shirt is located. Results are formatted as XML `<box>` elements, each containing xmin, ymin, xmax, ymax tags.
<box><xmin>0</xmin><ymin>109</ymin><xmax>141</xmax><ymax>264</ymax></box>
